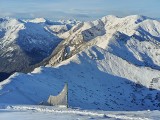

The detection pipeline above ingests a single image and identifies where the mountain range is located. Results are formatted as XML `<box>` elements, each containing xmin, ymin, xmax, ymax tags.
<box><xmin>0</xmin><ymin>15</ymin><xmax>160</xmax><ymax>110</ymax></box>
<box><xmin>0</xmin><ymin>17</ymin><xmax>78</xmax><ymax>81</ymax></box>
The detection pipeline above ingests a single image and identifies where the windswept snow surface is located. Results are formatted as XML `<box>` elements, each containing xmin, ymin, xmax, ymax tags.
<box><xmin>0</xmin><ymin>105</ymin><xmax>160</xmax><ymax>120</ymax></box>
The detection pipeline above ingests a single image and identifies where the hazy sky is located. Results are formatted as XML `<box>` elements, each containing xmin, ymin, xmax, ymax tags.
<box><xmin>0</xmin><ymin>0</ymin><xmax>160</xmax><ymax>20</ymax></box>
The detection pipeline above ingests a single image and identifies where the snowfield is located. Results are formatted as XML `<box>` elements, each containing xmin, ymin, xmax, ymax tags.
<box><xmin>0</xmin><ymin>105</ymin><xmax>160</xmax><ymax>120</ymax></box>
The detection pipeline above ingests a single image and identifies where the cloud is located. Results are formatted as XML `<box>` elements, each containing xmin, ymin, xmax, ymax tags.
<box><xmin>0</xmin><ymin>12</ymin><xmax>13</xmax><ymax>17</ymax></box>
<box><xmin>0</xmin><ymin>0</ymin><xmax>160</xmax><ymax>20</ymax></box>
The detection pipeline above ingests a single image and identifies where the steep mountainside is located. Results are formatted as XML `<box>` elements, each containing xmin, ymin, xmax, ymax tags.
<box><xmin>0</xmin><ymin>18</ymin><xmax>78</xmax><ymax>81</ymax></box>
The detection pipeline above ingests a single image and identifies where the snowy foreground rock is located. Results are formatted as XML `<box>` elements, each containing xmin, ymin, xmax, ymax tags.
<box><xmin>0</xmin><ymin>15</ymin><xmax>160</xmax><ymax>111</ymax></box>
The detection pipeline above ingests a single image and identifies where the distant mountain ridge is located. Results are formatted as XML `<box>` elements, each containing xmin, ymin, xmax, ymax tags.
<box><xmin>0</xmin><ymin>17</ymin><xmax>79</xmax><ymax>81</ymax></box>
<box><xmin>43</xmin><ymin>15</ymin><xmax>160</xmax><ymax>70</ymax></box>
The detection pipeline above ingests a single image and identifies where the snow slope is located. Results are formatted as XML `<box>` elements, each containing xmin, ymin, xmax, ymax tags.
<box><xmin>0</xmin><ymin>46</ymin><xmax>160</xmax><ymax>111</ymax></box>
<box><xmin>1</xmin><ymin>105</ymin><xmax>159</xmax><ymax>120</ymax></box>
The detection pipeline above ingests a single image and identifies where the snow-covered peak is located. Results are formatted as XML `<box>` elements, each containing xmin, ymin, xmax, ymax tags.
<box><xmin>63</xmin><ymin>15</ymin><xmax>154</xmax><ymax>41</ymax></box>
<box><xmin>101</xmin><ymin>15</ymin><xmax>117</xmax><ymax>22</ymax></box>
<box><xmin>58</xmin><ymin>19</ymin><xmax>80</xmax><ymax>25</ymax></box>
<box><xmin>124</xmin><ymin>15</ymin><xmax>148</xmax><ymax>21</ymax></box>
<box><xmin>0</xmin><ymin>17</ymin><xmax>66</xmax><ymax>80</ymax></box>
<box><xmin>102</xmin><ymin>15</ymin><xmax>149</xmax><ymax>24</ymax></box>
<box><xmin>47</xmin><ymin>15</ymin><xmax>160</xmax><ymax>71</ymax></box>
<box><xmin>0</xmin><ymin>17</ymin><xmax>25</xmax><ymax>45</ymax></box>
<box><xmin>0</xmin><ymin>17</ymin><xmax>22</xmax><ymax>27</ymax></box>
<box><xmin>27</xmin><ymin>18</ymin><xmax>47</xmax><ymax>23</ymax></box>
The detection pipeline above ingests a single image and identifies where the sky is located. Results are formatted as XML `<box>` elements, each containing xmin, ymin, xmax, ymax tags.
<box><xmin>0</xmin><ymin>0</ymin><xmax>160</xmax><ymax>21</ymax></box>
